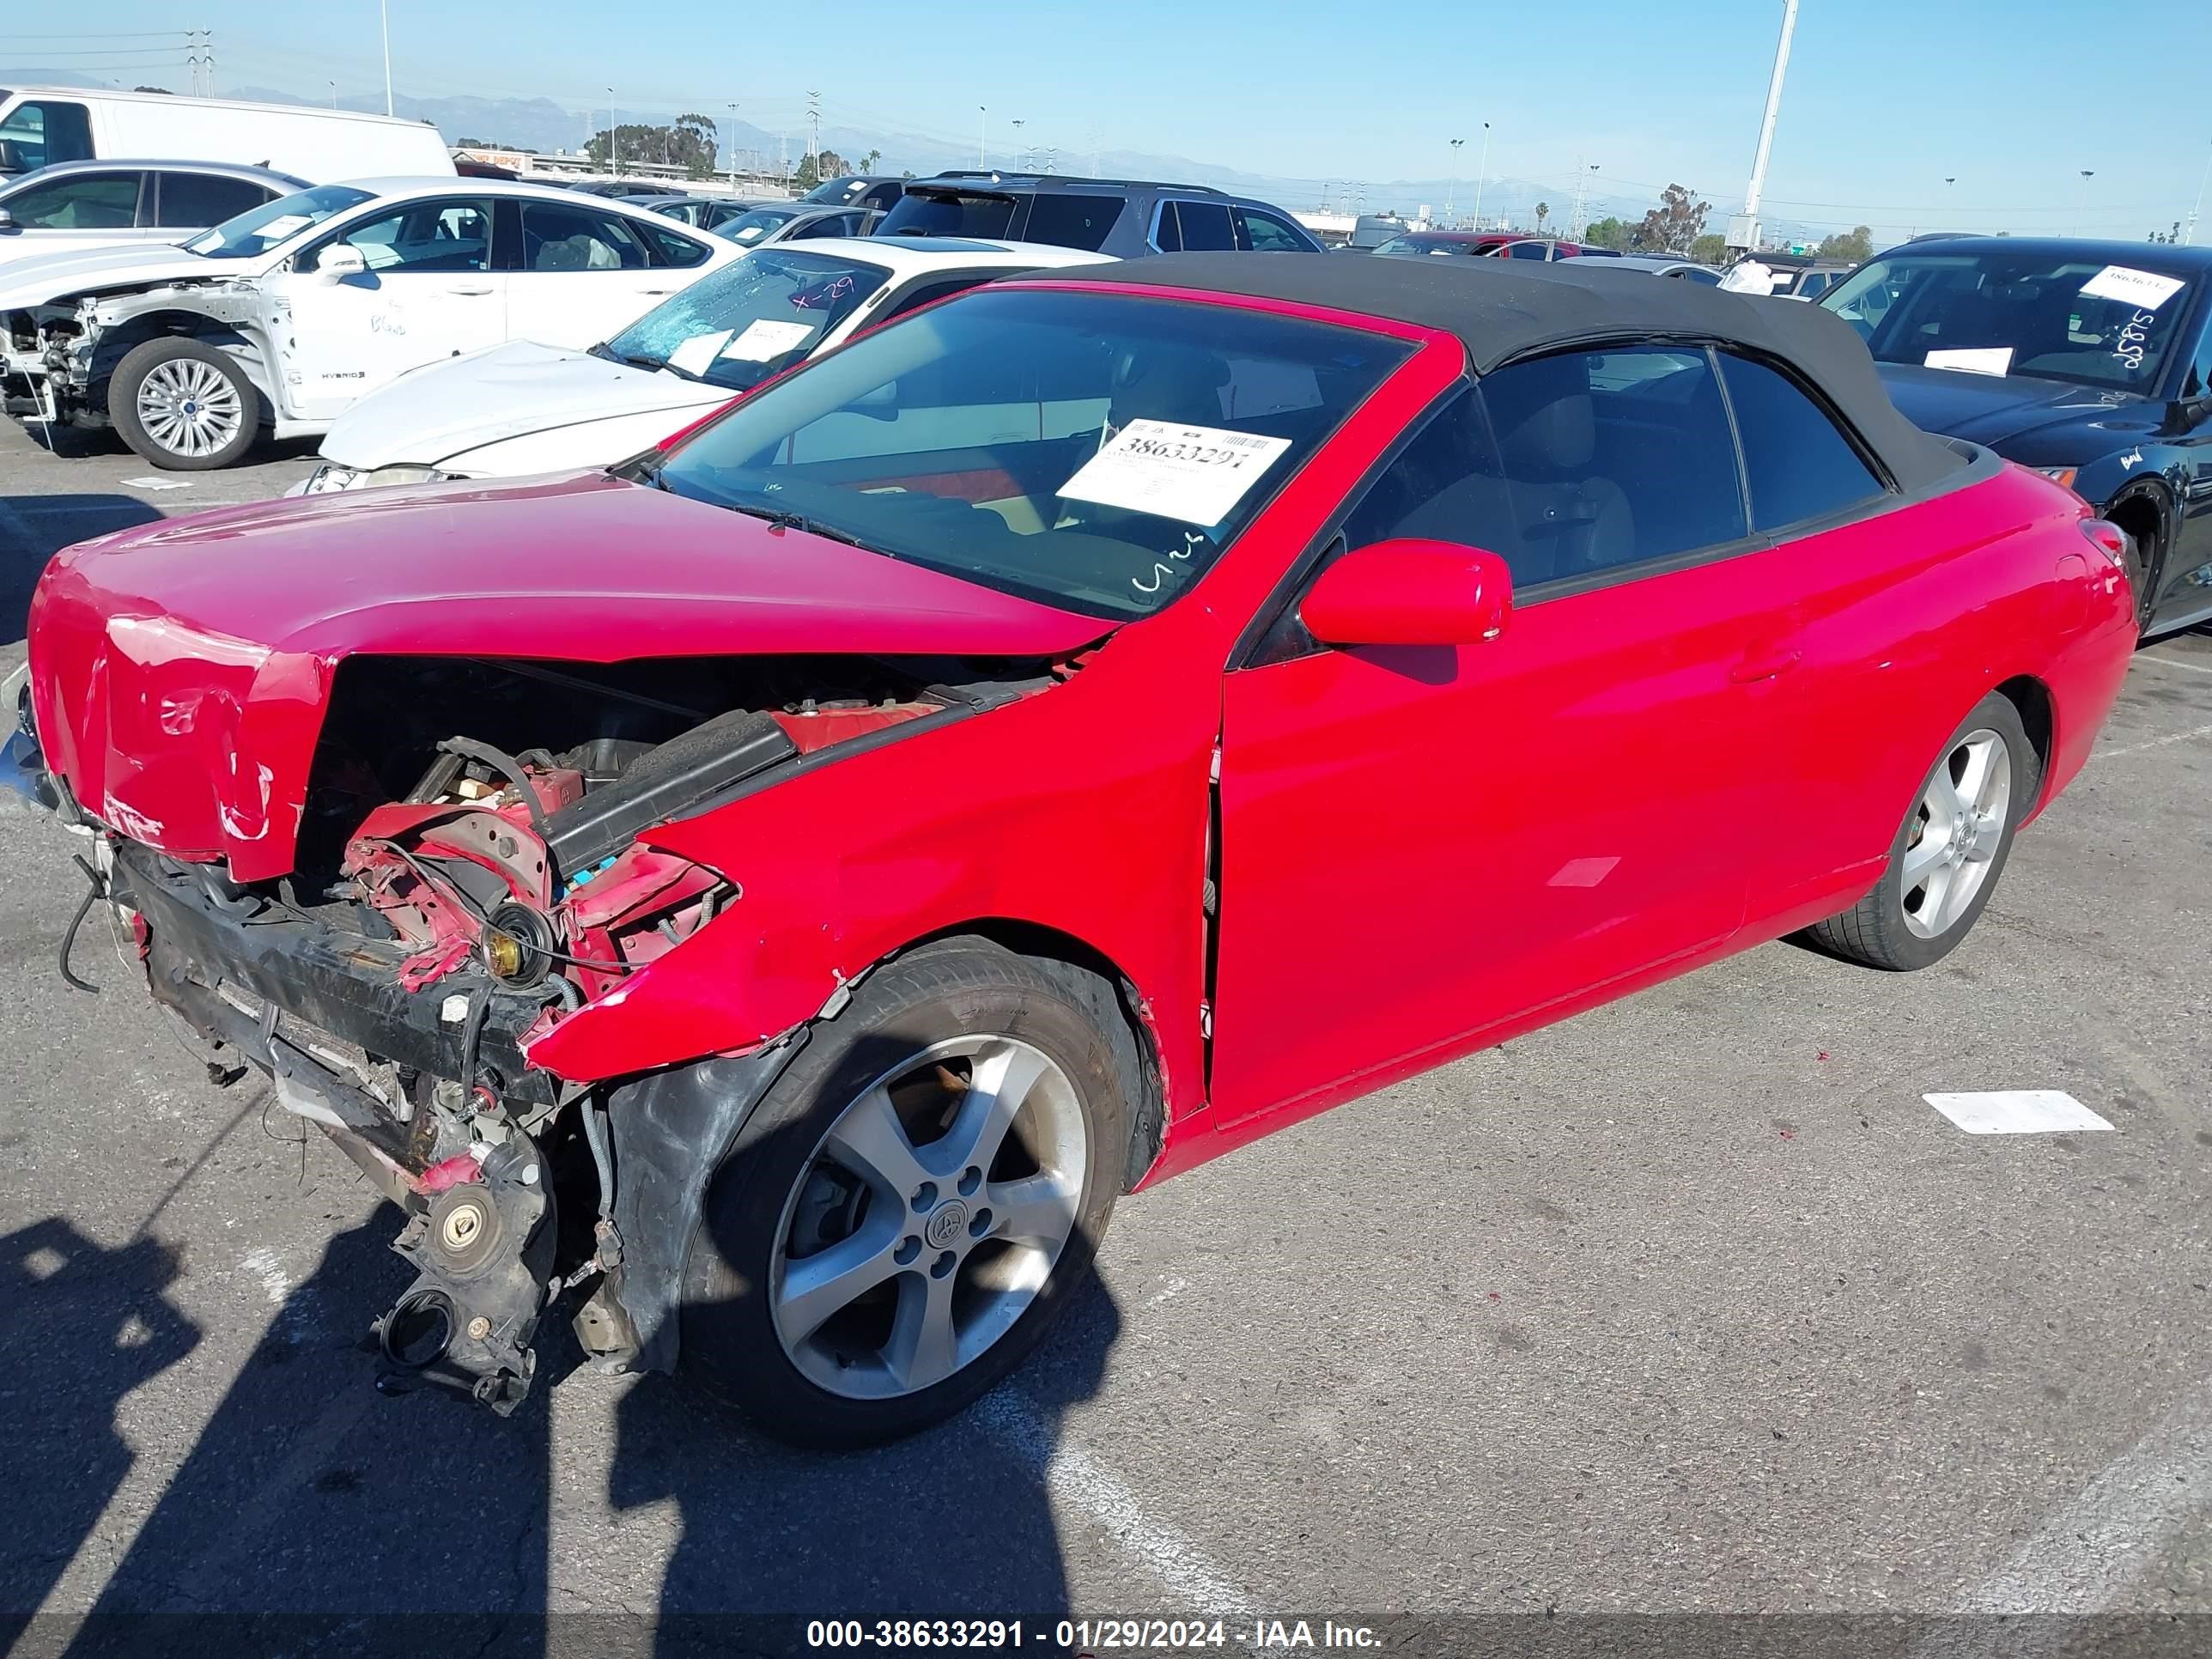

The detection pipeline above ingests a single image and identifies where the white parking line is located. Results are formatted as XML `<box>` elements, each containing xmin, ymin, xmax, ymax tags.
<box><xmin>975</xmin><ymin>1388</ymin><xmax>1255</xmax><ymax>1614</ymax></box>
<box><xmin>2136</xmin><ymin>651</ymin><xmax>2212</xmax><ymax>678</ymax></box>
<box><xmin>2096</xmin><ymin>721</ymin><xmax>2212</xmax><ymax>761</ymax></box>
<box><xmin>1960</xmin><ymin>1373</ymin><xmax>2212</xmax><ymax>1612</ymax></box>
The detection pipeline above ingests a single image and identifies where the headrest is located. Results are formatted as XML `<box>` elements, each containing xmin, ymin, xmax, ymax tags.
<box><xmin>1488</xmin><ymin>354</ymin><xmax>1596</xmax><ymax>471</ymax></box>
<box><xmin>1497</xmin><ymin>390</ymin><xmax>1595</xmax><ymax>471</ymax></box>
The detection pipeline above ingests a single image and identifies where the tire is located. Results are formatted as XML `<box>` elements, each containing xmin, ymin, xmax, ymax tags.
<box><xmin>678</xmin><ymin>939</ymin><xmax>1135</xmax><ymax>1447</ymax></box>
<box><xmin>110</xmin><ymin>337</ymin><xmax>262</xmax><ymax>470</ymax></box>
<box><xmin>1808</xmin><ymin>691</ymin><xmax>2040</xmax><ymax>972</ymax></box>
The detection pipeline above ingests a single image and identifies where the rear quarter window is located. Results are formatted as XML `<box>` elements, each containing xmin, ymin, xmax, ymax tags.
<box><xmin>1018</xmin><ymin>192</ymin><xmax>1124</xmax><ymax>252</ymax></box>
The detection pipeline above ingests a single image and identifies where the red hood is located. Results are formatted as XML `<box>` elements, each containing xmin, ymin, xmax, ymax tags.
<box><xmin>28</xmin><ymin>471</ymin><xmax>1109</xmax><ymax>879</ymax></box>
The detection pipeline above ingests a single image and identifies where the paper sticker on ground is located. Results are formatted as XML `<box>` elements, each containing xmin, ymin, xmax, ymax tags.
<box><xmin>1058</xmin><ymin>419</ymin><xmax>1292</xmax><ymax>526</ymax></box>
<box><xmin>1925</xmin><ymin>347</ymin><xmax>2014</xmax><ymax>377</ymax></box>
<box><xmin>2079</xmin><ymin>265</ymin><xmax>2186</xmax><ymax>311</ymax></box>
<box><xmin>666</xmin><ymin>330</ymin><xmax>733</xmax><ymax>377</ymax></box>
<box><xmin>720</xmin><ymin>319</ymin><xmax>818</xmax><ymax>362</ymax></box>
<box><xmin>1922</xmin><ymin>1090</ymin><xmax>2113</xmax><ymax>1135</ymax></box>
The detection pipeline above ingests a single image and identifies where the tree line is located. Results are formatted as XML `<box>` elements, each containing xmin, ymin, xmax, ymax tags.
<box><xmin>1578</xmin><ymin>183</ymin><xmax>1872</xmax><ymax>265</ymax></box>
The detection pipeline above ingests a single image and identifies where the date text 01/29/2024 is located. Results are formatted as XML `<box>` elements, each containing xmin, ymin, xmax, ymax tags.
<box><xmin>804</xmin><ymin>1620</ymin><xmax>1382</xmax><ymax>1650</ymax></box>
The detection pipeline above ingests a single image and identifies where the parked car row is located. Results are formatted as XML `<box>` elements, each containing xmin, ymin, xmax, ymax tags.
<box><xmin>4</xmin><ymin>250</ymin><xmax>2146</xmax><ymax>1448</ymax></box>
<box><xmin>0</xmin><ymin>177</ymin><xmax>740</xmax><ymax>466</ymax></box>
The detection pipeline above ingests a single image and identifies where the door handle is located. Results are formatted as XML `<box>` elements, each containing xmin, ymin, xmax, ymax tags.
<box><xmin>447</xmin><ymin>283</ymin><xmax>495</xmax><ymax>295</ymax></box>
<box><xmin>1729</xmin><ymin>647</ymin><xmax>1802</xmax><ymax>684</ymax></box>
<box><xmin>639</xmin><ymin>286</ymin><xmax>677</xmax><ymax>295</ymax></box>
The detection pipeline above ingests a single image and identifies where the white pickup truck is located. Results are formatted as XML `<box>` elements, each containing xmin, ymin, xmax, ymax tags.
<box><xmin>1</xmin><ymin>175</ymin><xmax>738</xmax><ymax>468</ymax></box>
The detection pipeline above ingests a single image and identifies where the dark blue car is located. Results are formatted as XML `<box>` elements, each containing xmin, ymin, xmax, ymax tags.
<box><xmin>1821</xmin><ymin>237</ymin><xmax>2212</xmax><ymax>637</ymax></box>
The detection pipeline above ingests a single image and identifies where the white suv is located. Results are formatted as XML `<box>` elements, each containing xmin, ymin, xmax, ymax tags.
<box><xmin>0</xmin><ymin>176</ymin><xmax>739</xmax><ymax>468</ymax></box>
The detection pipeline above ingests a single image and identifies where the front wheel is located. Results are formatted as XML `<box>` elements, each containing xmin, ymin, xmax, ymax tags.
<box><xmin>1808</xmin><ymin>692</ymin><xmax>2039</xmax><ymax>971</ymax></box>
<box><xmin>110</xmin><ymin>337</ymin><xmax>262</xmax><ymax>470</ymax></box>
<box><xmin>678</xmin><ymin>939</ymin><xmax>1134</xmax><ymax>1447</ymax></box>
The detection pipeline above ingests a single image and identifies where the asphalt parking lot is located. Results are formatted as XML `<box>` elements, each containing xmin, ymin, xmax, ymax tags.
<box><xmin>3</xmin><ymin>415</ymin><xmax>2209</xmax><ymax>1646</ymax></box>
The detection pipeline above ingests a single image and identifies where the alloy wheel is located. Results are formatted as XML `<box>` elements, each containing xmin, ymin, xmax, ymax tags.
<box><xmin>1900</xmin><ymin>726</ymin><xmax>2012</xmax><ymax>939</ymax></box>
<box><xmin>136</xmin><ymin>357</ymin><xmax>243</xmax><ymax>459</ymax></box>
<box><xmin>769</xmin><ymin>1034</ymin><xmax>1088</xmax><ymax>1400</ymax></box>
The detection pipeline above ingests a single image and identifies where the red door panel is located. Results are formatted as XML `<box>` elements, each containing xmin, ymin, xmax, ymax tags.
<box><xmin>1211</xmin><ymin>557</ymin><xmax>1792</xmax><ymax>1128</ymax></box>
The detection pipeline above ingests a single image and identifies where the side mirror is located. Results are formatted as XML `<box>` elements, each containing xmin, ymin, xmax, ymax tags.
<box><xmin>313</xmin><ymin>242</ymin><xmax>367</xmax><ymax>283</ymax></box>
<box><xmin>1300</xmin><ymin>538</ymin><xmax>1514</xmax><ymax>648</ymax></box>
<box><xmin>0</xmin><ymin>208</ymin><xmax>16</xmax><ymax>232</ymax></box>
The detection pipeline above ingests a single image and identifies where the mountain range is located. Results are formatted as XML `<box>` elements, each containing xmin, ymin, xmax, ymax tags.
<box><xmin>5</xmin><ymin>65</ymin><xmax>1814</xmax><ymax>241</ymax></box>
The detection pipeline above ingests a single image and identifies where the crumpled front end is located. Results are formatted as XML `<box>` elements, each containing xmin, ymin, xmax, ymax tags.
<box><xmin>29</xmin><ymin>566</ymin><xmax>331</xmax><ymax>868</ymax></box>
<box><xmin>28</xmin><ymin>630</ymin><xmax>1064</xmax><ymax>1409</ymax></box>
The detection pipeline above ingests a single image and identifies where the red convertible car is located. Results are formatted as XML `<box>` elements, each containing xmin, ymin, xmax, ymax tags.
<box><xmin>11</xmin><ymin>254</ymin><xmax>2135</xmax><ymax>1444</ymax></box>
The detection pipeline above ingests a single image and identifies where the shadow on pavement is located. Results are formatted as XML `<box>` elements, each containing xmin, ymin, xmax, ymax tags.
<box><xmin>0</xmin><ymin>495</ymin><xmax>162</xmax><ymax>645</ymax></box>
<box><xmin>0</xmin><ymin>1218</ymin><xmax>200</xmax><ymax>1636</ymax></box>
<box><xmin>22</xmin><ymin>1076</ymin><xmax>1121</xmax><ymax>1655</ymax></box>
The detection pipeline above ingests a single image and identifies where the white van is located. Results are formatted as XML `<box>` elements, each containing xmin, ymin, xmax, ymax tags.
<box><xmin>0</xmin><ymin>88</ymin><xmax>455</xmax><ymax>181</ymax></box>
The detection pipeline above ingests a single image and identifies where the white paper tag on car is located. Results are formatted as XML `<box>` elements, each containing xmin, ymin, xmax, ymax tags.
<box><xmin>2078</xmin><ymin>265</ymin><xmax>2185</xmax><ymax>311</ymax></box>
<box><xmin>258</xmin><ymin>214</ymin><xmax>311</xmax><ymax>240</ymax></box>
<box><xmin>721</xmin><ymin>319</ymin><xmax>818</xmax><ymax>362</ymax></box>
<box><xmin>666</xmin><ymin>330</ymin><xmax>732</xmax><ymax>377</ymax></box>
<box><xmin>1058</xmin><ymin>419</ymin><xmax>1292</xmax><ymax>526</ymax></box>
<box><xmin>1924</xmin><ymin>347</ymin><xmax>2014</xmax><ymax>376</ymax></box>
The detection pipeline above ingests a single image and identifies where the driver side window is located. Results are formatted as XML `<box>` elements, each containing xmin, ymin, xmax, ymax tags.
<box><xmin>314</xmin><ymin>198</ymin><xmax>492</xmax><ymax>273</ymax></box>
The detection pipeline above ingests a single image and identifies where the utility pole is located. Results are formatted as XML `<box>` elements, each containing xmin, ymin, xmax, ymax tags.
<box><xmin>2186</xmin><ymin>139</ymin><xmax>2209</xmax><ymax>246</ymax></box>
<box><xmin>726</xmin><ymin>103</ymin><xmax>739</xmax><ymax>192</ymax></box>
<box><xmin>805</xmin><ymin>90</ymin><xmax>821</xmax><ymax>160</ymax></box>
<box><xmin>1728</xmin><ymin>0</ymin><xmax>1799</xmax><ymax>252</ymax></box>
<box><xmin>1571</xmin><ymin>161</ymin><xmax>1597</xmax><ymax>238</ymax></box>
<box><xmin>1473</xmin><ymin>121</ymin><xmax>1491</xmax><ymax>229</ymax></box>
<box><xmin>380</xmin><ymin>0</ymin><xmax>393</xmax><ymax>116</ymax></box>
<box><xmin>1444</xmin><ymin>137</ymin><xmax>1463</xmax><ymax>223</ymax></box>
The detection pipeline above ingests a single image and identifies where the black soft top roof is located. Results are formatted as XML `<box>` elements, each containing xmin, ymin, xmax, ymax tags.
<box><xmin>1012</xmin><ymin>251</ymin><xmax>1965</xmax><ymax>494</ymax></box>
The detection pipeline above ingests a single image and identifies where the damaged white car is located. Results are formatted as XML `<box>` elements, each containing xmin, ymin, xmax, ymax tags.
<box><xmin>0</xmin><ymin>176</ymin><xmax>738</xmax><ymax>469</ymax></box>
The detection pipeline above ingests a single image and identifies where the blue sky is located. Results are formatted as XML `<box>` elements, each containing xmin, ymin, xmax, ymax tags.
<box><xmin>6</xmin><ymin>2</ymin><xmax>2209</xmax><ymax>240</ymax></box>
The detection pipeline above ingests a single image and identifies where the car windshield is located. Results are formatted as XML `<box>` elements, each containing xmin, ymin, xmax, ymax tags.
<box><xmin>803</xmin><ymin>177</ymin><xmax>869</xmax><ymax>204</ymax></box>
<box><xmin>720</xmin><ymin>206</ymin><xmax>799</xmax><ymax>245</ymax></box>
<box><xmin>183</xmin><ymin>184</ymin><xmax>374</xmax><ymax>259</ymax></box>
<box><xmin>650</xmin><ymin>288</ymin><xmax>1413</xmax><ymax>620</ymax></box>
<box><xmin>878</xmin><ymin>190</ymin><xmax>1021</xmax><ymax>239</ymax></box>
<box><xmin>600</xmin><ymin>248</ymin><xmax>891</xmax><ymax>391</ymax></box>
<box><xmin>1821</xmin><ymin>249</ymin><xmax>2194</xmax><ymax>393</ymax></box>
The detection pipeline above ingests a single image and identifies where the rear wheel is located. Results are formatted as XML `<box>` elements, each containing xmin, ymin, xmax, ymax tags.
<box><xmin>111</xmin><ymin>337</ymin><xmax>261</xmax><ymax>470</ymax></box>
<box><xmin>678</xmin><ymin>939</ymin><xmax>1133</xmax><ymax>1447</ymax></box>
<box><xmin>1808</xmin><ymin>692</ymin><xmax>2039</xmax><ymax>971</ymax></box>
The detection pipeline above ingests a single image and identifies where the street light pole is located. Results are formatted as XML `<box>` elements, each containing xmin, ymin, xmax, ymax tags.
<box><xmin>1729</xmin><ymin>0</ymin><xmax>1800</xmax><ymax>252</ymax></box>
<box><xmin>380</xmin><ymin>0</ymin><xmax>393</xmax><ymax>117</ymax></box>
<box><xmin>329</xmin><ymin>79</ymin><xmax>337</xmax><ymax>109</ymax></box>
<box><xmin>977</xmin><ymin>106</ymin><xmax>987</xmax><ymax>168</ymax></box>
<box><xmin>1472</xmin><ymin>122</ymin><xmax>1491</xmax><ymax>229</ymax></box>
<box><xmin>1444</xmin><ymin>137</ymin><xmax>1463</xmax><ymax>223</ymax></box>
<box><xmin>2186</xmin><ymin>140</ymin><xmax>2210</xmax><ymax>246</ymax></box>
<box><xmin>2077</xmin><ymin>168</ymin><xmax>2094</xmax><ymax>236</ymax></box>
<box><xmin>606</xmin><ymin>88</ymin><xmax>616</xmax><ymax>175</ymax></box>
<box><xmin>726</xmin><ymin>103</ymin><xmax>739</xmax><ymax>192</ymax></box>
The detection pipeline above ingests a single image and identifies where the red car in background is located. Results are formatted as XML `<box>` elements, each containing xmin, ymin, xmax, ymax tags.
<box><xmin>10</xmin><ymin>254</ymin><xmax>2135</xmax><ymax>1445</ymax></box>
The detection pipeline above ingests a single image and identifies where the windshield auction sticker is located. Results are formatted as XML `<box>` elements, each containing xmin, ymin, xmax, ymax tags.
<box><xmin>1059</xmin><ymin>419</ymin><xmax>1293</xmax><ymax>526</ymax></box>
<box><xmin>722</xmin><ymin>319</ymin><xmax>819</xmax><ymax>361</ymax></box>
<box><xmin>1923</xmin><ymin>346</ymin><xmax>2014</xmax><ymax>377</ymax></box>
<box><xmin>667</xmin><ymin>330</ymin><xmax>733</xmax><ymax>376</ymax></box>
<box><xmin>2079</xmin><ymin>265</ymin><xmax>2186</xmax><ymax>311</ymax></box>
